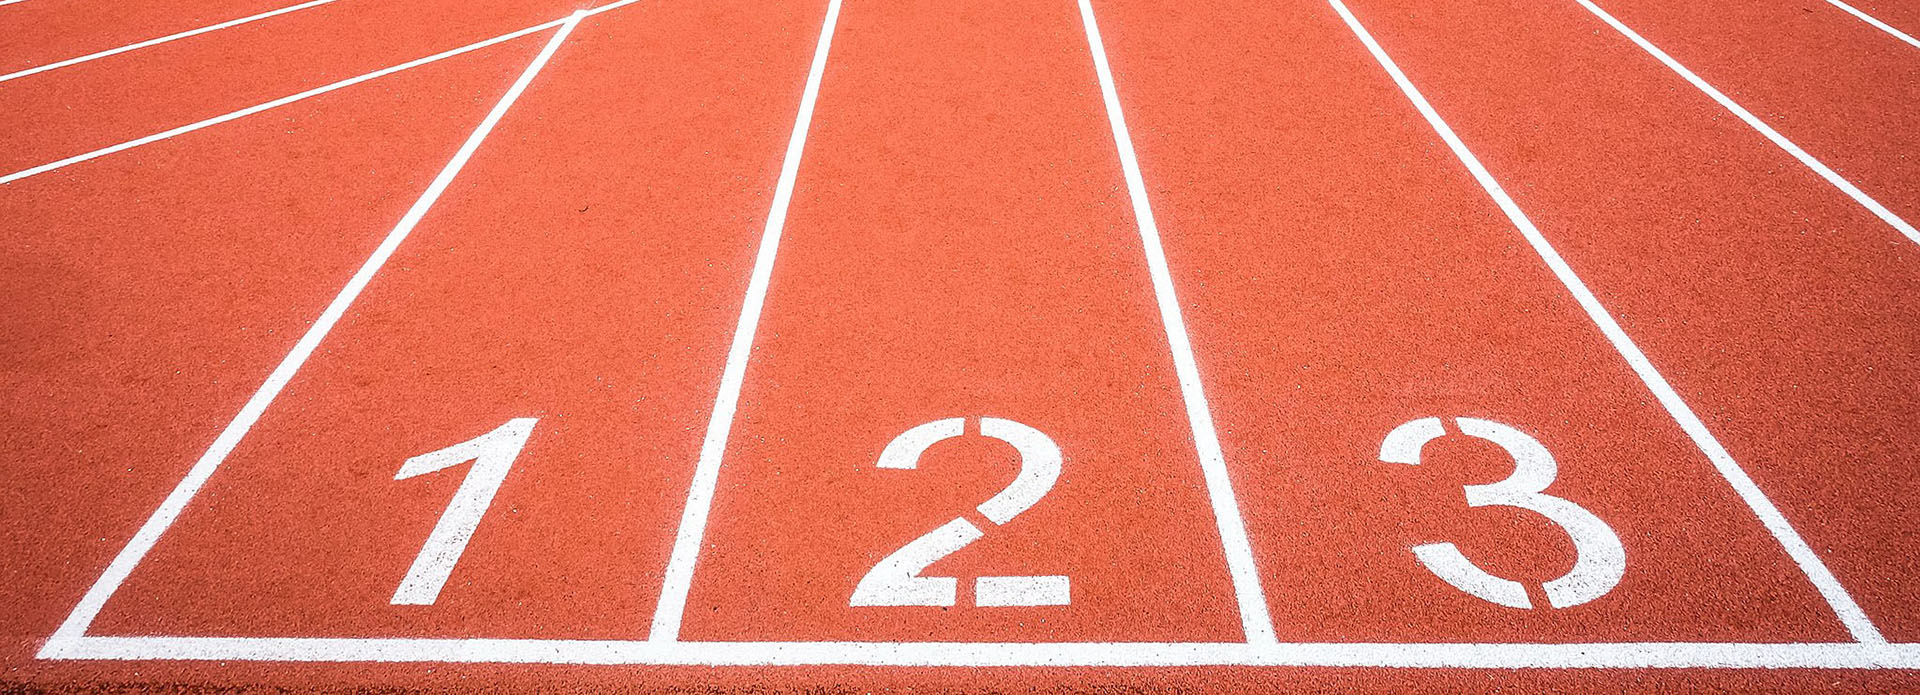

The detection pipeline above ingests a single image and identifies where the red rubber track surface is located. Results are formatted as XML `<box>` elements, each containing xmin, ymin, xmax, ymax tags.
<box><xmin>2</xmin><ymin>0</ymin><xmax>1918</xmax><ymax>690</ymax></box>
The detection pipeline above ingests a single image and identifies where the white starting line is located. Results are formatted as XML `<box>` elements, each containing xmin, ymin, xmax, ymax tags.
<box><xmin>40</xmin><ymin>637</ymin><xmax>1920</xmax><ymax>669</ymax></box>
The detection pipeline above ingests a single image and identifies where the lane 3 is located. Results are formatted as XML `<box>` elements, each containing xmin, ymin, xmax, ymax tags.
<box><xmin>1090</xmin><ymin>0</ymin><xmax>1855</xmax><ymax>643</ymax></box>
<box><xmin>71</xmin><ymin>0</ymin><xmax>826</xmax><ymax>641</ymax></box>
<box><xmin>1317</xmin><ymin>0</ymin><xmax>1920</xmax><ymax>640</ymax></box>
<box><xmin>0</xmin><ymin>39</ymin><xmax>545</xmax><ymax>663</ymax></box>
<box><xmin>671</xmin><ymin>0</ymin><xmax>1250</xmax><ymax>643</ymax></box>
<box><xmin>1583</xmin><ymin>0</ymin><xmax>1920</xmax><ymax>232</ymax></box>
<box><xmin>0</xmin><ymin>0</ymin><xmax>590</xmax><ymax>175</ymax></box>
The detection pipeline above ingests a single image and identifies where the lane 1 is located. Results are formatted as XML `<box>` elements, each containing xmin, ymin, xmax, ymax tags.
<box><xmin>0</xmin><ymin>39</ymin><xmax>543</xmax><ymax>663</ymax></box>
<box><xmin>75</xmin><ymin>0</ymin><xmax>826</xmax><ymax>640</ymax></box>
<box><xmin>1318</xmin><ymin>0</ymin><xmax>1920</xmax><ymax>640</ymax></box>
<box><xmin>1585</xmin><ymin>0</ymin><xmax>1920</xmax><ymax>229</ymax></box>
<box><xmin>0</xmin><ymin>0</ymin><xmax>299</xmax><ymax>75</ymax></box>
<box><xmin>0</xmin><ymin>0</ymin><xmax>589</xmax><ymax>175</ymax></box>
<box><xmin>673</xmin><ymin>0</ymin><xmax>1249</xmax><ymax>644</ymax></box>
<box><xmin>1089</xmin><ymin>0</ymin><xmax>1855</xmax><ymax>643</ymax></box>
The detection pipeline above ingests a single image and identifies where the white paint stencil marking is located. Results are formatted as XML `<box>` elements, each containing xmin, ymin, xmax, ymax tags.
<box><xmin>1327</xmin><ymin>0</ymin><xmax>1884</xmax><ymax>642</ymax></box>
<box><xmin>851</xmin><ymin>417</ymin><xmax>1069</xmax><ymax>608</ymax></box>
<box><xmin>1382</xmin><ymin>417</ymin><xmax>1625</xmax><ymax>609</ymax></box>
<box><xmin>391</xmin><ymin>418</ymin><xmax>537</xmax><ymax>606</ymax></box>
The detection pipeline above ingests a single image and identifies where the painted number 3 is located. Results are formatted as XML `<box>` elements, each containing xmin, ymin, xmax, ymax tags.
<box><xmin>1379</xmin><ymin>416</ymin><xmax>1626</xmax><ymax>610</ymax></box>
<box><xmin>851</xmin><ymin>417</ymin><xmax>1069</xmax><ymax>608</ymax></box>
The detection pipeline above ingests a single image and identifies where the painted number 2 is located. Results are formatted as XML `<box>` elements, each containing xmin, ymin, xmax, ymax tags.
<box><xmin>851</xmin><ymin>417</ymin><xmax>1069</xmax><ymax>608</ymax></box>
<box><xmin>390</xmin><ymin>418</ymin><xmax>537</xmax><ymax>606</ymax></box>
<box><xmin>1379</xmin><ymin>416</ymin><xmax>1625</xmax><ymax>610</ymax></box>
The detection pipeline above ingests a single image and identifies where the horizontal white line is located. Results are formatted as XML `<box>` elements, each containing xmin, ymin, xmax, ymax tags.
<box><xmin>40</xmin><ymin>636</ymin><xmax>1920</xmax><ymax>668</ymax></box>
<box><xmin>0</xmin><ymin>0</ymin><xmax>37</xmax><ymax>7</ymax></box>
<box><xmin>1827</xmin><ymin>0</ymin><xmax>1920</xmax><ymax>49</ymax></box>
<box><xmin>0</xmin><ymin>0</ymin><xmax>340</xmax><ymax>85</ymax></box>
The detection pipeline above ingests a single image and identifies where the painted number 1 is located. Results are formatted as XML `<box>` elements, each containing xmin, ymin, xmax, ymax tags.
<box><xmin>390</xmin><ymin>417</ymin><xmax>537</xmax><ymax>606</ymax></box>
<box><xmin>1379</xmin><ymin>416</ymin><xmax>1626</xmax><ymax>610</ymax></box>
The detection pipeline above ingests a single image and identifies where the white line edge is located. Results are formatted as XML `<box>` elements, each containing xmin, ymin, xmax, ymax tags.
<box><xmin>1574</xmin><ymin>0</ymin><xmax>1919</xmax><ymax>246</ymax></box>
<box><xmin>40</xmin><ymin>637</ymin><xmax>1920</xmax><ymax>669</ymax></box>
<box><xmin>1074</xmin><ymin>0</ymin><xmax>1278</xmax><ymax>645</ymax></box>
<box><xmin>645</xmin><ymin>0</ymin><xmax>844</xmax><ymax>643</ymax></box>
<box><xmin>1826</xmin><ymin>0</ymin><xmax>1920</xmax><ymax>50</ymax></box>
<box><xmin>34</xmin><ymin>9</ymin><xmax>587</xmax><ymax>659</ymax></box>
<box><xmin>0</xmin><ymin>0</ymin><xmax>342</xmax><ymax>85</ymax></box>
<box><xmin>1323</xmin><ymin>0</ymin><xmax>1886</xmax><ymax>643</ymax></box>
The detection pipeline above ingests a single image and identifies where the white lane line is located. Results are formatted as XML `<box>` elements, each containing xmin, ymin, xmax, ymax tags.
<box><xmin>0</xmin><ymin>0</ymin><xmax>37</xmax><ymax>7</ymax></box>
<box><xmin>646</xmin><ymin>0</ymin><xmax>843</xmax><ymax>644</ymax></box>
<box><xmin>1075</xmin><ymin>0</ymin><xmax>1278</xmax><ymax>646</ymax></box>
<box><xmin>45</xmin><ymin>636</ymin><xmax>1920</xmax><ymax>668</ymax></box>
<box><xmin>1827</xmin><ymin>0</ymin><xmax>1920</xmax><ymax>50</ymax></box>
<box><xmin>0</xmin><ymin>0</ymin><xmax>646</xmax><ymax>186</ymax></box>
<box><xmin>34</xmin><ymin>10</ymin><xmax>587</xmax><ymax>659</ymax></box>
<box><xmin>1324</xmin><ymin>0</ymin><xmax>1887</xmax><ymax>644</ymax></box>
<box><xmin>0</xmin><ymin>0</ymin><xmax>340</xmax><ymax>85</ymax></box>
<box><xmin>1574</xmin><ymin>0</ymin><xmax>1920</xmax><ymax>246</ymax></box>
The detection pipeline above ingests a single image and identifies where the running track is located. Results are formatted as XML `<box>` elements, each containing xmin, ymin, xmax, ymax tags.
<box><xmin>1</xmin><ymin>0</ymin><xmax>1916</xmax><ymax>690</ymax></box>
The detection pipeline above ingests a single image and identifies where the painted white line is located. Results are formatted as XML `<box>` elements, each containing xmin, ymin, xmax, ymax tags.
<box><xmin>1576</xmin><ymin>0</ymin><xmax>1920</xmax><ymax>246</ymax></box>
<box><xmin>1075</xmin><ymin>0</ymin><xmax>1277</xmax><ymax>645</ymax></box>
<box><xmin>645</xmin><ymin>0</ymin><xmax>843</xmax><ymax>643</ymax></box>
<box><xmin>0</xmin><ymin>0</ymin><xmax>646</xmax><ymax>186</ymax></box>
<box><xmin>1828</xmin><ymin>0</ymin><xmax>1920</xmax><ymax>49</ymax></box>
<box><xmin>0</xmin><ymin>0</ymin><xmax>340</xmax><ymax>85</ymax></box>
<box><xmin>0</xmin><ymin>0</ymin><xmax>37</xmax><ymax>7</ymax></box>
<box><xmin>1323</xmin><ymin>0</ymin><xmax>1886</xmax><ymax>644</ymax></box>
<box><xmin>43</xmin><ymin>636</ymin><xmax>1920</xmax><ymax>668</ymax></box>
<box><xmin>34</xmin><ymin>11</ymin><xmax>586</xmax><ymax>660</ymax></box>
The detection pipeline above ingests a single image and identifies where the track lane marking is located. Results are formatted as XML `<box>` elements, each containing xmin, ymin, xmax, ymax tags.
<box><xmin>45</xmin><ymin>636</ymin><xmax>1920</xmax><ymax>668</ymax></box>
<box><xmin>1569</xmin><ymin>0</ymin><xmax>1919</xmax><ymax>246</ymax></box>
<box><xmin>1323</xmin><ymin>0</ymin><xmax>1886</xmax><ymax>644</ymax></box>
<box><xmin>35</xmin><ymin>10</ymin><xmax>587</xmax><ymax>659</ymax></box>
<box><xmin>645</xmin><ymin>0</ymin><xmax>842</xmax><ymax>644</ymax></box>
<box><xmin>0</xmin><ymin>0</ymin><xmax>648</xmax><ymax>186</ymax></box>
<box><xmin>1075</xmin><ymin>0</ymin><xmax>1277</xmax><ymax>646</ymax></box>
<box><xmin>1827</xmin><ymin>0</ymin><xmax>1920</xmax><ymax>49</ymax></box>
<box><xmin>0</xmin><ymin>0</ymin><xmax>340</xmax><ymax>85</ymax></box>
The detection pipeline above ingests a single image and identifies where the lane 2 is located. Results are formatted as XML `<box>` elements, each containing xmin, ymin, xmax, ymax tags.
<box><xmin>670</xmin><ymin>0</ymin><xmax>1253</xmax><ymax>644</ymax></box>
